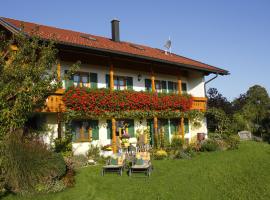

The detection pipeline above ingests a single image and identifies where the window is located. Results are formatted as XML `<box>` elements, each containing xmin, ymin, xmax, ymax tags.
<box><xmin>114</xmin><ymin>76</ymin><xmax>126</xmax><ymax>90</ymax></box>
<box><xmin>168</xmin><ymin>81</ymin><xmax>187</xmax><ymax>94</ymax></box>
<box><xmin>170</xmin><ymin>118</ymin><xmax>189</xmax><ymax>135</ymax></box>
<box><xmin>145</xmin><ymin>79</ymin><xmax>152</xmax><ymax>92</ymax></box>
<box><xmin>182</xmin><ymin>82</ymin><xmax>187</xmax><ymax>93</ymax></box>
<box><xmin>71</xmin><ymin>120</ymin><xmax>99</xmax><ymax>142</ymax></box>
<box><xmin>65</xmin><ymin>71</ymin><xmax>97</xmax><ymax>89</ymax></box>
<box><xmin>155</xmin><ymin>80</ymin><xmax>162</xmax><ymax>93</ymax></box>
<box><xmin>106</xmin><ymin>75</ymin><xmax>133</xmax><ymax>90</ymax></box>
<box><xmin>106</xmin><ymin>119</ymin><xmax>134</xmax><ymax>139</ymax></box>
<box><xmin>145</xmin><ymin>79</ymin><xmax>167</xmax><ymax>93</ymax></box>
<box><xmin>168</xmin><ymin>81</ymin><xmax>178</xmax><ymax>94</ymax></box>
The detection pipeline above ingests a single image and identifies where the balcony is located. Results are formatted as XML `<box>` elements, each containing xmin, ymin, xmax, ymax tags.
<box><xmin>41</xmin><ymin>89</ymin><xmax>207</xmax><ymax>113</ymax></box>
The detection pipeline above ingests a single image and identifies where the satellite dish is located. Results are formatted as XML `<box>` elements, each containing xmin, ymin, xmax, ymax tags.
<box><xmin>164</xmin><ymin>36</ymin><xmax>172</xmax><ymax>55</ymax></box>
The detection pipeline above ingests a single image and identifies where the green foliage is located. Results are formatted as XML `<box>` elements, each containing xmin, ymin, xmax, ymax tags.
<box><xmin>233</xmin><ymin>85</ymin><xmax>270</xmax><ymax>138</ymax></box>
<box><xmin>87</xmin><ymin>144</ymin><xmax>103</xmax><ymax>163</ymax></box>
<box><xmin>69</xmin><ymin>155</ymin><xmax>88</xmax><ymax>169</ymax></box>
<box><xmin>170</xmin><ymin>135</ymin><xmax>183</xmax><ymax>150</ymax></box>
<box><xmin>1</xmin><ymin>130</ymin><xmax>66</xmax><ymax>193</ymax></box>
<box><xmin>224</xmin><ymin>135</ymin><xmax>240</xmax><ymax>150</ymax></box>
<box><xmin>153</xmin><ymin>149</ymin><xmax>168</xmax><ymax>160</ymax></box>
<box><xmin>200</xmin><ymin>139</ymin><xmax>220</xmax><ymax>152</ymax></box>
<box><xmin>0</xmin><ymin>30</ymin><xmax>80</xmax><ymax>139</ymax></box>
<box><xmin>206</xmin><ymin>108</ymin><xmax>232</xmax><ymax>134</ymax></box>
<box><xmin>54</xmin><ymin>132</ymin><xmax>73</xmax><ymax>158</ymax></box>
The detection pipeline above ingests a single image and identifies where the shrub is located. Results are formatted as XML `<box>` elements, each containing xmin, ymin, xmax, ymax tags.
<box><xmin>153</xmin><ymin>150</ymin><xmax>168</xmax><ymax>160</ymax></box>
<box><xmin>170</xmin><ymin>135</ymin><xmax>183</xmax><ymax>150</ymax></box>
<box><xmin>61</xmin><ymin>158</ymin><xmax>75</xmax><ymax>188</ymax></box>
<box><xmin>225</xmin><ymin>134</ymin><xmax>240</xmax><ymax>150</ymax></box>
<box><xmin>1</xmin><ymin>131</ymin><xmax>67</xmax><ymax>193</ymax></box>
<box><xmin>69</xmin><ymin>155</ymin><xmax>88</xmax><ymax>169</ymax></box>
<box><xmin>54</xmin><ymin>132</ymin><xmax>73</xmax><ymax>158</ymax></box>
<box><xmin>200</xmin><ymin>139</ymin><xmax>220</xmax><ymax>152</ymax></box>
<box><xmin>87</xmin><ymin>144</ymin><xmax>100</xmax><ymax>161</ymax></box>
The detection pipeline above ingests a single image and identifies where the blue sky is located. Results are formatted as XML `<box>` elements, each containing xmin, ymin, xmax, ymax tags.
<box><xmin>1</xmin><ymin>0</ymin><xmax>269</xmax><ymax>100</ymax></box>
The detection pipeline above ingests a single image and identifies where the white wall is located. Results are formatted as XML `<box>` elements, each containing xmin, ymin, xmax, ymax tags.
<box><xmin>61</xmin><ymin>62</ymin><xmax>205</xmax><ymax>97</ymax></box>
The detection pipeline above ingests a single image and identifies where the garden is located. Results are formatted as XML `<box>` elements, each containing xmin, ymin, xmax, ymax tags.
<box><xmin>3</xmin><ymin>141</ymin><xmax>270</xmax><ymax>200</ymax></box>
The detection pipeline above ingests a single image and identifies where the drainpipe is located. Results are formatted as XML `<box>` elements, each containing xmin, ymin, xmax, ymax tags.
<box><xmin>204</xmin><ymin>73</ymin><xmax>218</xmax><ymax>97</ymax></box>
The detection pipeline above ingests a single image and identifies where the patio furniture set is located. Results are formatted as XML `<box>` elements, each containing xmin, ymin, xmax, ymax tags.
<box><xmin>101</xmin><ymin>151</ymin><xmax>153</xmax><ymax>177</ymax></box>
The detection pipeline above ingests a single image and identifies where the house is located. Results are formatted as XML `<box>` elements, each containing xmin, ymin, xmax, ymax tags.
<box><xmin>0</xmin><ymin>17</ymin><xmax>228</xmax><ymax>155</ymax></box>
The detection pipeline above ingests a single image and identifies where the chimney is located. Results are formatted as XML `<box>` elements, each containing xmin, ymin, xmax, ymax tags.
<box><xmin>111</xmin><ymin>19</ymin><xmax>120</xmax><ymax>42</ymax></box>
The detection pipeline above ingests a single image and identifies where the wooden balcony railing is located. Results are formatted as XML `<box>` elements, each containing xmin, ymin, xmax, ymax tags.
<box><xmin>191</xmin><ymin>97</ymin><xmax>207</xmax><ymax>111</ymax></box>
<box><xmin>41</xmin><ymin>89</ymin><xmax>207</xmax><ymax>113</ymax></box>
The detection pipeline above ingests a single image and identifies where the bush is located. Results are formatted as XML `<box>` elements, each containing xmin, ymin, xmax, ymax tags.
<box><xmin>200</xmin><ymin>139</ymin><xmax>220</xmax><ymax>152</ymax></box>
<box><xmin>54</xmin><ymin>132</ymin><xmax>73</xmax><ymax>158</ymax></box>
<box><xmin>153</xmin><ymin>150</ymin><xmax>168</xmax><ymax>160</ymax></box>
<box><xmin>170</xmin><ymin>135</ymin><xmax>183</xmax><ymax>150</ymax></box>
<box><xmin>87</xmin><ymin>144</ymin><xmax>100</xmax><ymax>161</ymax></box>
<box><xmin>225</xmin><ymin>135</ymin><xmax>240</xmax><ymax>150</ymax></box>
<box><xmin>69</xmin><ymin>155</ymin><xmax>88</xmax><ymax>169</ymax></box>
<box><xmin>1</xmin><ymin>131</ymin><xmax>67</xmax><ymax>194</ymax></box>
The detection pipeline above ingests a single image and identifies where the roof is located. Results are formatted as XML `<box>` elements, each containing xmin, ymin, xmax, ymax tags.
<box><xmin>0</xmin><ymin>17</ymin><xmax>229</xmax><ymax>75</ymax></box>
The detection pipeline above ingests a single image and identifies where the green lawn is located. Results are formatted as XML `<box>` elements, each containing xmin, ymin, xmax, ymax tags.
<box><xmin>4</xmin><ymin>141</ymin><xmax>270</xmax><ymax>200</ymax></box>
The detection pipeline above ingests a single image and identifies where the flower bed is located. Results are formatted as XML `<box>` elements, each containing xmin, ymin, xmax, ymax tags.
<box><xmin>63</xmin><ymin>87</ymin><xmax>193</xmax><ymax>119</ymax></box>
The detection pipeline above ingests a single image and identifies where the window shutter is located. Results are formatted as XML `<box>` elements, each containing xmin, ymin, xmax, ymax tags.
<box><xmin>64</xmin><ymin>70</ymin><xmax>74</xmax><ymax>89</ymax></box>
<box><xmin>145</xmin><ymin>79</ymin><xmax>152</xmax><ymax>92</ymax></box>
<box><xmin>105</xmin><ymin>74</ymin><xmax>110</xmax><ymax>89</ymax></box>
<box><xmin>147</xmin><ymin>119</ymin><xmax>154</xmax><ymax>145</ymax></box>
<box><xmin>162</xmin><ymin>81</ymin><xmax>167</xmax><ymax>93</ymax></box>
<box><xmin>90</xmin><ymin>73</ymin><xmax>98</xmax><ymax>89</ymax></box>
<box><xmin>126</xmin><ymin>77</ymin><xmax>133</xmax><ymax>90</ymax></box>
<box><xmin>184</xmin><ymin>118</ymin><xmax>189</xmax><ymax>133</ymax></box>
<box><xmin>91</xmin><ymin>120</ymin><xmax>99</xmax><ymax>140</ymax></box>
<box><xmin>107</xmin><ymin>120</ymin><xmax>112</xmax><ymax>139</ymax></box>
<box><xmin>168</xmin><ymin>81</ymin><xmax>173</xmax><ymax>93</ymax></box>
<box><xmin>127</xmin><ymin>119</ymin><xmax>134</xmax><ymax>137</ymax></box>
<box><xmin>182</xmin><ymin>83</ymin><xmax>187</xmax><ymax>93</ymax></box>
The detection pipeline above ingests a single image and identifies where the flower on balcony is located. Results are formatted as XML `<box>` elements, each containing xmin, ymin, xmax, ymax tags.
<box><xmin>63</xmin><ymin>87</ymin><xmax>193</xmax><ymax>119</ymax></box>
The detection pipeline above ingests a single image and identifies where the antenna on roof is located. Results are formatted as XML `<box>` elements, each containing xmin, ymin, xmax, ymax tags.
<box><xmin>164</xmin><ymin>36</ymin><xmax>172</xmax><ymax>55</ymax></box>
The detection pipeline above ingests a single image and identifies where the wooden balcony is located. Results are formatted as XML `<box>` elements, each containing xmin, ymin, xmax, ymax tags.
<box><xmin>41</xmin><ymin>89</ymin><xmax>207</xmax><ymax>113</ymax></box>
<box><xmin>191</xmin><ymin>97</ymin><xmax>207</xmax><ymax>111</ymax></box>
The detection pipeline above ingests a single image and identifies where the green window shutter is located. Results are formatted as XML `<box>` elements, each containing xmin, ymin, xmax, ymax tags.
<box><xmin>162</xmin><ymin>81</ymin><xmax>167</xmax><ymax>93</ymax></box>
<box><xmin>105</xmin><ymin>74</ymin><xmax>110</xmax><ymax>89</ymax></box>
<box><xmin>147</xmin><ymin>119</ymin><xmax>154</xmax><ymax>145</ymax></box>
<box><xmin>91</xmin><ymin>120</ymin><xmax>99</xmax><ymax>140</ymax></box>
<box><xmin>64</xmin><ymin>70</ymin><xmax>74</xmax><ymax>89</ymax></box>
<box><xmin>184</xmin><ymin>118</ymin><xmax>189</xmax><ymax>133</ymax></box>
<box><xmin>182</xmin><ymin>83</ymin><xmax>187</xmax><ymax>93</ymax></box>
<box><xmin>168</xmin><ymin>81</ymin><xmax>174</xmax><ymax>93</ymax></box>
<box><xmin>107</xmin><ymin>120</ymin><xmax>112</xmax><ymax>139</ymax></box>
<box><xmin>90</xmin><ymin>73</ymin><xmax>98</xmax><ymax>89</ymax></box>
<box><xmin>145</xmin><ymin>79</ymin><xmax>152</xmax><ymax>92</ymax></box>
<box><xmin>126</xmin><ymin>77</ymin><xmax>133</xmax><ymax>90</ymax></box>
<box><xmin>127</xmin><ymin>119</ymin><xmax>135</xmax><ymax>137</ymax></box>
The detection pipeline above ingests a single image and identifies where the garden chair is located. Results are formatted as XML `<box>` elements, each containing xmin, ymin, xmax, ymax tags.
<box><xmin>128</xmin><ymin>152</ymin><xmax>153</xmax><ymax>177</ymax></box>
<box><xmin>102</xmin><ymin>154</ymin><xmax>125</xmax><ymax>176</ymax></box>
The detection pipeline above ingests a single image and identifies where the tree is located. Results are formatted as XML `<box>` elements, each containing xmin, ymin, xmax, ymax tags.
<box><xmin>233</xmin><ymin>85</ymin><xmax>270</xmax><ymax>139</ymax></box>
<box><xmin>0</xmin><ymin>30</ymin><xmax>79</xmax><ymax>139</ymax></box>
<box><xmin>207</xmin><ymin>88</ymin><xmax>233</xmax><ymax>115</ymax></box>
<box><xmin>206</xmin><ymin>88</ymin><xmax>233</xmax><ymax>133</ymax></box>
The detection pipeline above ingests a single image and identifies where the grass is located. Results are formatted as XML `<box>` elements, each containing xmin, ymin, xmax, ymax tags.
<box><xmin>4</xmin><ymin>141</ymin><xmax>270</xmax><ymax>200</ymax></box>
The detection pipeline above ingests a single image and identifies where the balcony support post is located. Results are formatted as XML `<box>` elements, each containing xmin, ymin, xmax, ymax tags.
<box><xmin>151</xmin><ymin>71</ymin><xmax>158</xmax><ymax>147</ymax></box>
<box><xmin>177</xmin><ymin>76</ymin><xmax>185</xmax><ymax>141</ymax></box>
<box><xmin>110</xmin><ymin>63</ymin><xmax>117</xmax><ymax>153</ymax></box>
<box><xmin>57</xmin><ymin>61</ymin><xmax>61</xmax><ymax>81</ymax></box>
